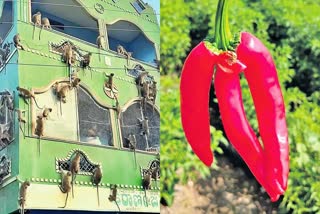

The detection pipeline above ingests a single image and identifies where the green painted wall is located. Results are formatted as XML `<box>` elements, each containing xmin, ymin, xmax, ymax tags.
<box><xmin>0</xmin><ymin>0</ymin><xmax>160</xmax><ymax>213</ymax></box>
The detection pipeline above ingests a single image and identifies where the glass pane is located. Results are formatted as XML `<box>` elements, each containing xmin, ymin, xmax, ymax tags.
<box><xmin>0</xmin><ymin>1</ymin><xmax>13</xmax><ymax>40</ymax></box>
<box><xmin>77</xmin><ymin>88</ymin><xmax>113</xmax><ymax>146</ymax></box>
<box><xmin>121</xmin><ymin>102</ymin><xmax>159</xmax><ymax>152</ymax></box>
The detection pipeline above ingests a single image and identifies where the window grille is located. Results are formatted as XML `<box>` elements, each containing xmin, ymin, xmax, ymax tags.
<box><xmin>56</xmin><ymin>150</ymin><xmax>100</xmax><ymax>176</ymax></box>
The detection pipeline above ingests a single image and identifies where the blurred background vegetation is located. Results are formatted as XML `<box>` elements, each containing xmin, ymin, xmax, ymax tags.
<box><xmin>160</xmin><ymin>0</ymin><xmax>320</xmax><ymax>212</ymax></box>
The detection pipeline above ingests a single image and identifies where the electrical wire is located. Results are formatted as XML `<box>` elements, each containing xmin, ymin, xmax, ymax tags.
<box><xmin>1</xmin><ymin>0</ymin><xmax>161</xmax><ymax>15</ymax></box>
<box><xmin>1</xmin><ymin>35</ymin><xmax>159</xmax><ymax>69</ymax></box>
<box><xmin>4</xmin><ymin>62</ymin><xmax>159</xmax><ymax>72</ymax></box>
<box><xmin>0</xmin><ymin>21</ymin><xmax>160</xmax><ymax>32</ymax></box>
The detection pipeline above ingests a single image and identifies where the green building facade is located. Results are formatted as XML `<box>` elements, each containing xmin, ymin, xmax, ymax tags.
<box><xmin>0</xmin><ymin>0</ymin><xmax>160</xmax><ymax>213</ymax></box>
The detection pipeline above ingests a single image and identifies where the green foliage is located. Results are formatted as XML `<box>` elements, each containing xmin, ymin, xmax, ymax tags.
<box><xmin>160</xmin><ymin>75</ymin><xmax>227</xmax><ymax>205</ymax></box>
<box><xmin>161</xmin><ymin>0</ymin><xmax>320</xmax><ymax>212</ymax></box>
<box><xmin>160</xmin><ymin>0</ymin><xmax>191</xmax><ymax>74</ymax></box>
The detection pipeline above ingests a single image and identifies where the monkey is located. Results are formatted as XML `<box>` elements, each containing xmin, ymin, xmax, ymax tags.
<box><xmin>126</xmin><ymin>134</ymin><xmax>137</xmax><ymax>168</ymax></box>
<box><xmin>138</xmin><ymin>117</ymin><xmax>149</xmax><ymax>136</ymax></box>
<box><xmin>39</xmin><ymin>17</ymin><xmax>51</xmax><ymax>40</ymax></box>
<box><xmin>19</xmin><ymin>181</ymin><xmax>30</xmax><ymax>214</ymax></box>
<box><xmin>58</xmin><ymin>84</ymin><xmax>70</xmax><ymax>114</ymax></box>
<box><xmin>151</xmin><ymin>165</ymin><xmax>159</xmax><ymax>187</ymax></box>
<box><xmin>15</xmin><ymin>109</ymin><xmax>26</xmax><ymax>138</ymax></box>
<box><xmin>63</xmin><ymin>45</ymin><xmax>75</xmax><ymax>78</ymax></box>
<box><xmin>0</xmin><ymin>123</ymin><xmax>11</xmax><ymax>147</ymax></box>
<box><xmin>96</xmin><ymin>35</ymin><xmax>105</xmax><ymax>61</ymax></box>
<box><xmin>13</xmin><ymin>34</ymin><xmax>25</xmax><ymax>50</ymax></box>
<box><xmin>149</xmin><ymin>81</ymin><xmax>157</xmax><ymax>113</ymax></box>
<box><xmin>87</xmin><ymin>124</ymin><xmax>98</xmax><ymax>138</ymax></box>
<box><xmin>92</xmin><ymin>165</ymin><xmax>103</xmax><ymax>206</ymax></box>
<box><xmin>52</xmin><ymin>82</ymin><xmax>70</xmax><ymax>115</ymax></box>
<box><xmin>17</xmin><ymin>87</ymin><xmax>43</xmax><ymax>109</ymax></box>
<box><xmin>35</xmin><ymin>116</ymin><xmax>44</xmax><ymax>137</ymax></box>
<box><xmin>117</xmin><ymin>44</ymin><xmax>132</xmax><ymax>65</ymax></box>
<box><xmin>59</xmin><ymin>169</ymin><xmax>72</xmax><ymax>208</ymax></box>
<box><xmin>111</xmin><ymin>97</ymin><xmax>121</xmax><ymax>119</ymax></box>
<box><xmin>136</xmin><ymin>71</ymin><xmax>149</xmax><ymax>97</ymax></box>
<box><xmin>0</xmin><ymin>48</ymin><xmax>6</xmax><ymax>69</ymax></box>
<box><xmin>134</xmin><ymin>64</ymin><xmax>146</xmax><ymax>71</ymax></box>
<box><xmin>105</xmin><ymin>73</ymin><xmax>114</xmax><ymax>89</ymax></box>
<box><xmin>63</xmin><ymin>44</ymin><xmax>74</xmax><ymax>66</ymax></box>
<box><xmin>81</xmin><ymin>53</ymin><xmax>93</xmax><ymax>79</ymax></box>
<box><xmin>0</xmin><ymin>94</ymin><xmax>14</xmax><ymax>111</ymax></box>
<box><xmin>140</xmin><ymin>81</ymin><xmax>150</xmax><ymax>110</ymax></box>
<box><xmin>42</xmin><ymin>107</ymin><xmax>52</xmax><ymax>119</ymax></box>
<box><xmin>108</xmin><ymin>184</ymin><xmax>120</xmax><ymax>212</ymax></box>
<box><xmin>35</xmin><ymin>115</ymin><xmax>44</xmax><ymax>155</ymax></box>
<box><xmin>81</xmin><ymin>52</ymin><xmax>92</xmax><ymax>69</ymax></box>
<box><xmin>71</xmin><ymin>77</ymin><xmax>81</xmax><ymax>89</ymax></box>
<box><xmin>142</xmin><ymin>169</ymin><xmax>152</xmax><ymax>207</ymax></box>
<box><xmin>69</xmin><ymin>152</ymin><xmax>81</xmax><ymax>198</ymax></box>
<box><xmin>32</xmin><ymin>12</ymin><xmax>41</xmax><ymax>40</ymax></box>
<box><xmin>53</xmin><ymin>83</ymin><xmax>70</xmax><ymax>104</ymax></box>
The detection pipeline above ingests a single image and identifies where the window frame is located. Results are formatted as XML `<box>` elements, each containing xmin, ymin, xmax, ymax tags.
<box><xmin>0</xmin><ymin>92</ymin><xmax>14</xmax><ymax>151</ymax></box>
<box><xmin>131</xmin><ymin>0</ymin><xmax>146</xmax><ymax>14</ymax></box>
<box><xmin>118</xmin><ymin>99</ymin><xmax>160</xmax><ymax>154</ymax></box>
<box><xmin>105</xmin><ymin>20</ymin><xmax>159</xmax><ymax>68</ymax></box>
<box><xmin>29</xmin><ymin>0</ymin><xmax>100</xmax><ymax>46</ymax></box>
<box><xmin>30</xmin><ymin>83</ymin><xmax>116</xmax><ymax>149</ymax></box>
<box><xmin>0</xmin><ymin>0</ymin><xmax>14</xmax><ymax>42</ymax></box>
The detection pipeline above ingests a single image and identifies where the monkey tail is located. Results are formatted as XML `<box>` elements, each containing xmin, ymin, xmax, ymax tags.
<box><xmin>19</xmin><ymin>123</ymin><xmax>25</xmax><ymax>139</ymax></box>
<box><xmin>39</xmin><ymin>26</ymin><xmax>43</xmax><ymax>40</ymax></box>
<box><xmin>32</xmin><ymin>25</ymin><xmax>36</xmax><ymax>40</ymax></box>
<box><xmin>32</xmin><ymin>97</ymin><xmax>44</xmax><ymax>109</ymax></box>
<box><xmin>133</xmin><ymin>149</ymin><xmax>137</xmax><ymax>169</ymax></box>
<box><xmin>115</xmin><ymin>201</ymin><xmax>121</xmax><ymax>212</ymax></box>
<box><xmin>144</xmin><ymin>189</ymin><xmax>148</xmax><ymax>207</ymax></box>
<box><xmin>59</xmin><ymin>100</ymin><xmax>62</xmax><ymax>116</ymax></box>
<box><xmin>71</xmin><ymin>174</ymin><xmax>75</xmax><ymax>198</ymax></box>
<box><xmin>99</xmin><ymin>48</ymin><xmax>101</xmax><ymax>62</ymax></box>
<box><xmin>38</xmin><ymin>136</ymin><xmax>41</xmax><ymax>156</ymax></box>
<box><xmin>59</xmin><ymin>193</ymin><xmax>69</xmax><ymax>208</ymax></box>
<box><xmin>96</xmin><ymin>185</ymin><xmax>100</xmax><ymax>206</ymax></box>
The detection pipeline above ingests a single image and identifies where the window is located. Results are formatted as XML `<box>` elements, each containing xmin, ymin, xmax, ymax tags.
<box><xmin>34</xmin><ymin>84</ymin><xmax>78</xmax><ymax>141</ymax></box>
<box><xmin>31</xmin><ymin>0</ymin><xmax>99</xmax><ymax>44</ymax></box>
<box><xmin>107</xmin><ymin>20</ymin><xmax>157</xmax><ymax>66</ymax></box>
<box><xmin>33</xmin><ymin>84</ymin><xmax>113</xmax><ymax>146</ymax></box>
<box><xmin>120</xmin><ymin>102</ymin><xmax>159</xmax><ymax>152</ymax></box>
<box><xmin>78</xmin><ymin>88</ymin><xmax>113</xmax><ymax>146</ymax></box>
<box><xmin>0</xmin><ymin>92</ymin><xmax>14</xmax><ymax>150</ymax></box>
<box><xmin>132</xmin><ymin>0</ymin><xmax>146</xmax><ymax>14</ymax></box>
<box><xmin>0</xmin><ymin>0</ymin><xmax>13</xmax><ymax>40</ymax></box>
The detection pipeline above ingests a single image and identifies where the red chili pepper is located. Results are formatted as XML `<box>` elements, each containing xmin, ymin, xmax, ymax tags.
<box><xmin>237</xmin><ymin>32</ymin><xmax>289</xmax><ymax>193</ymax></box>
<box><xmin>180</xmin><ymin>42</ymin><xmax>218</xmax><ymax>167</ymax></box>
<box><xmin>180</xmin><ymin>0</ymin><xmax>289</xmax><ymax>202</ymax></box>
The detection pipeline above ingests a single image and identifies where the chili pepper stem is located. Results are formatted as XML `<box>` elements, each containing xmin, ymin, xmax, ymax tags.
<box><xmin>206</xmin><ymin>0</ymin><xmax>239</xmax><ymax>52</ymax></box>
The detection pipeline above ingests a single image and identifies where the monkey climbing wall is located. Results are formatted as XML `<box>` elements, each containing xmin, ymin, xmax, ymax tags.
<box><xmin>0</xmin><ymin>0</ymin><xmax>160</xmax><ymax>213</ymax></box>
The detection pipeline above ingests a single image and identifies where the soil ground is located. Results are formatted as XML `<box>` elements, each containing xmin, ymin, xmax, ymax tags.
<box><xmin>161</xmin><ymin>155</ymin><xmax>285</xmax><ymax>214</ymax></box>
